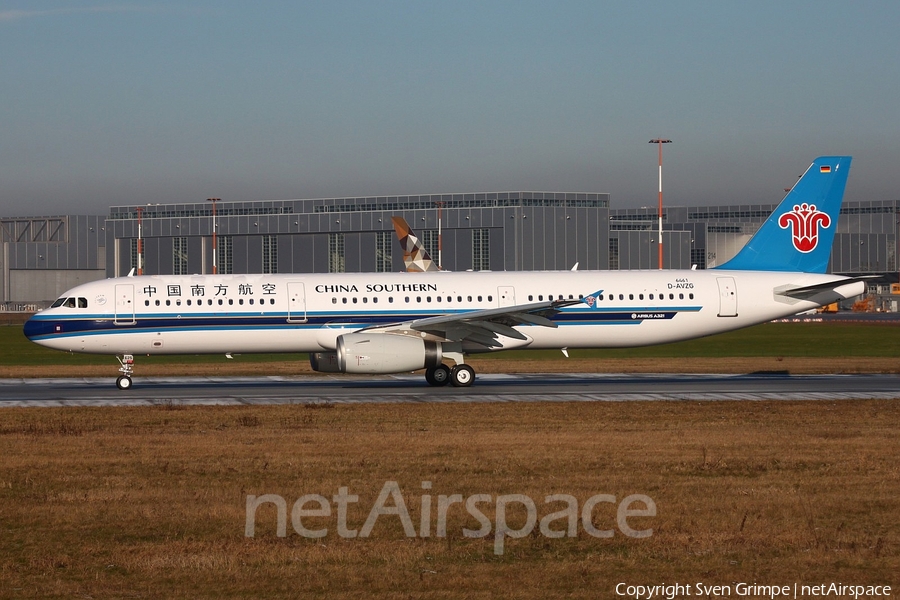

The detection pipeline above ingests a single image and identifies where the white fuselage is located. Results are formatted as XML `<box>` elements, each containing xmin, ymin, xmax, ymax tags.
<box><xmin>25</xmin><ymin>269</ymin><xmax>856</xmax><ymax>356</ymax></box>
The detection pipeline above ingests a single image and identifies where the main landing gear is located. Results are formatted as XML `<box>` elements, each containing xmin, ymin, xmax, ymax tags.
<box><xmin>425</xmin><ymin>363</ymin><xmax>476</xmax><ymax>388</ymax></box>
<box><xmin>116</xmin><ymin>354</ymin><xmax>134</xmax><ymax>390</ymax></box>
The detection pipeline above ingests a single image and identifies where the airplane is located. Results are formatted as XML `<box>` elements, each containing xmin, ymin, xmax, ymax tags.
<box><xmin>392</xmin><ymin>215</ymin><xmax>584</xmax><ymax>273</ymax></box>
<box><xmin>392</xmin><ymin>216</ymin><xmax>441</xmax><ymax>272</ymax></box>
<box><xmin>24</xmin><ymin>156</ymin><xmax>866</xmax><ymax>390</ymax></box>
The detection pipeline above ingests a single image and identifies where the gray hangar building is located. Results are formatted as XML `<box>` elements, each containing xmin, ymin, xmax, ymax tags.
<box><xmin>2</xmin><ymin>193</ymin><xmax>900</xmax><ymax>309</ymax></box>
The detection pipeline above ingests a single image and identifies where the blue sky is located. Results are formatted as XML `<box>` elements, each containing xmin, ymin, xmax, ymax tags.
<box><xmin>2</xmin><ymin>1</ymin><xmax>898</xmax><ymax>216</ymax></box>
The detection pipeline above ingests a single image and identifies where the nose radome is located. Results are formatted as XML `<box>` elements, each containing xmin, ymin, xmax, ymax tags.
<box><xmin>23</xmin><ymin>316</ymin><xmax>53</xmax><ymax>341</ymax></box>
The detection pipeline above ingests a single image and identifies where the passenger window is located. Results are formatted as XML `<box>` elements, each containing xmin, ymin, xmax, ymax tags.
<box><xmin>416</xmin><ymin>296</ymin><xmax>421</xmax><ymax>303</ymax></box>
<box><xmin>447</xmin><ymin>296</ymin><xmax>452</xmax><ymax>302</ymax></box>
<box><xmin>166</xmin><ymin>300</ymin><xmax>171</xmax><ymax>306</ymax></box>
<box><xmin>372</xmin><ymin>297</ymin><xmax>378</xmax><ymax>304</ymax></box>
<box><xmin>669</xmin><ymin>293</ymin><xmax>674</xmax><ymax>300</ymax></box>
<box><xmin>528</xmin><ymin>295</ymin><xmax>533</xmax><ymax>301</ymax></box>
<box><xmin>538</xmin><ymin>295</ymin><xmax>543</xmax><ymax>301</ymax></box>
<box><xmin>218</xmin><ymin>299</ymin><xmax>223</xmax><ymax>305</ymax></box>
<box><xmin>467</xmin><ymin>296</ymin><xmax>472</xmax><ymax>302</ymax></box>
<box><xmin>342</xmin><ymin>298</ymin><xmax>347</xmax><ymax>304</ymax></box>
<box><xmin>436</xmin><ymin>296</ymin><xmax>441</xmax><ymax>303</ymax></box>
<box><xmin>352</xmin><ymin>298</ymin><xmax>357</xmax><ymax>304</ymax></box>
<box><xmin>426</xmin><ymin>296</ymin><xmax>432</xmax><ymax>302</ymax></box>
<box><xmin>629</xmin><ymin>294</ymin><xmax>634</xmax><ymax>300</ymax></box>
<box><xmin>679</xmin><ymin>293</ymin><xmax>684</xmax><ymax>300</ymax></box>
<box><xmin>405</xmin><ymin>296</ymin><xmax>410</xmax><ymax>303</ymax></box>
<box><xmin>187</xmin><ymin>299</ymin><xmax>192</xmax><ymax>306</ymax></box>
<box><xmin>208</xmin><ymin>299</ymin><xmax>213</xmax><ymax>306</ymax></box>
<box><xmin>144</xmin><ymin>300</ymin><xmax>150</xmax><ymax>307</ymax></box>
<box><xmin>362</xmin><ymin>297</ymin><xmax>368</xmax><ymax>303</ymax></box>
<box><xmin>639</xmin><ymin>294</ymin><xmax>644</xmax><ymax>300</ymax></box>
<box><xmin>457</xmin><ymin>296</ymin><xmax>462</xmax><ymax>302</ymax></box>
<box><xmin>229</xmin><ymin>299</ymin><xmax>233</xmax><ymax>305</ymax></box>
<box><xmin>488</xmin><ymin>295</ymin><xmax>493</xmax><ymax>302</ymax></box>
<box><xmin>389</xmin><ymin>297</ymin><xmax>394</xmax><ymax>303</ymax></box>
<box><xmin>155</xmin><ymin>300</ymin><xmax>161</xmax><ymax>306</ymax></box>
<box><xmin>619</xmin><ymin>294</ymin><xmax>624</xmax><ymax>300</ymax></box>
<box><xmin>649</xmin><ymin>294</ymin><xmax>654</xmax><ymax>300</ymax></box>
<box><xmin>239</xmin><ymin>299</ymin><xmax>244</xmax><ymax>305</ymax></box>
<box><xmin>689</xmin><ymin>293</ymin><xmax>694</xmax><ymax>299</ymax></box>
<box><xmin>176</xmin><ymin>300</ymin><xmax>181</xmax><ymax>306</ymax></box>
<box><xmin>477</xmin><ymin>296</ymin><xmax>482</xmax><ymax>302</ymax></box>
<box><xmin>599</xmin><ymin>294</ymin><xmax>604</xmax><ymax>300</ymax></box>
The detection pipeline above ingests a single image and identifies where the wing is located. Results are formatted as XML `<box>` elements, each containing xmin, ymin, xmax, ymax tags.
<box><xmin>360</xmin><ymin>298</ymin><xmax>580</xmax><ymax>349</ymax></box>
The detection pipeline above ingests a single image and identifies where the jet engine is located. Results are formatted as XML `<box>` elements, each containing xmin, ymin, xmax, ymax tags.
<box><xmin>309</xmin><ymin>333</ymin><xmax>442</xmax><ymax>374</ymax></box>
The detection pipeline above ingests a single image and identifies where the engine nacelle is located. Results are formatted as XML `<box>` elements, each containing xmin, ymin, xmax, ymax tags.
<box><xmin>333</xmin><ymin>333</ymin><xmax>442</xmax><ymax>374</ymax></box>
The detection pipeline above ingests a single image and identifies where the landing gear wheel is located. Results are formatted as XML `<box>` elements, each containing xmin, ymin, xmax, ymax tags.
<box><xmin>450</xmin><ymin>364</ymin><xmax>475</xmax><ymax>387</ymax></box>
<box><xmin>425</xmin><ymin>364</ymin><xmax>451</xmax><ymax>386</ymax></box>
<box><xmin>116</xmin><ymin>354</ymin><xmax>135</xmax><ymax>391</ymax></box>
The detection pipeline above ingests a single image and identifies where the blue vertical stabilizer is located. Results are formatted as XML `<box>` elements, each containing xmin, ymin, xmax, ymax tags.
<box><xmin>715</xmin><ymin>156</ymin><xmax>851</xmax><ymax>273</ymax></box>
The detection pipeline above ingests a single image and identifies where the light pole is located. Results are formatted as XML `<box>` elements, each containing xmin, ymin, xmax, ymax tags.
<box><xmin>207</xmin><ymin>198</ymin><xmax>220</xmax><ymax>274</ymax></box>
<box><xmin>136</xmin><ymin>206</ymin><xmax>144</xmax><ymax>275</ymax></box>
<box><xmin>649</xmin><ymin>139</ymin><xmax>672</xmax><ymax>270</ymax></box>
<box><xmin>434</xmin><ymin>201</ymin><xmax>444</xmax><ymax>269</ymax></box>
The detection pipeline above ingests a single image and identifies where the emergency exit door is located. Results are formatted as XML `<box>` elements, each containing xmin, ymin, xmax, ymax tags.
<box><xmin>287</xmin><ymin>282</ymin><xmax>307</xmax><ymax>323</ymax></box>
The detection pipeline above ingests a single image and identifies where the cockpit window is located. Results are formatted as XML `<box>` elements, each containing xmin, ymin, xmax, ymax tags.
<box><xmin>51</xmin><ymin>297</ymin><xmax>88</xmax><ymax>309</ymax></box>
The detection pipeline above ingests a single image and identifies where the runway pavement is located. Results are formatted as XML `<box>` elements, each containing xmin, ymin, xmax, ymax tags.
<box><xmin>1</xmin><ymin>372</ymin><xmax>900</xmax><ymax>407</ymax></box>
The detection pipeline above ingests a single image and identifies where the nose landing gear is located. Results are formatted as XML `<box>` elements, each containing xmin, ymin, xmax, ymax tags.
<box><xmin>116</xmin><ymin>354</ymin><xmax>134</xmax><ymax>390</ymax></box>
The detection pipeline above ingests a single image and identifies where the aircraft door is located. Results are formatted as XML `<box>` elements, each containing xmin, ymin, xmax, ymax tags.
<box><xmin>716</xmin><ymin>277</ymin><xmax>738</xmax><ymax>317</ymax></box>
<box><xmin>498</xmin><ymin>286</ymin><xmax>516</xmax><ymax>307</ymax></box>
<box><xmin>114</xmin><ymin>284</ymin><xmax>135</xmax><ymax>325</ymax></box>
<box><xmin>287</xmin><ymin>282</ymin><xmax>307</xmax><ymax>323</ymax></box>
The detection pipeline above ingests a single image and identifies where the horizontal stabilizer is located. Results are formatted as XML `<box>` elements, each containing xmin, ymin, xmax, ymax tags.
<box><xmin>777</xmin><ymin>276</ymin><xmax>873</xmax><ymax>300</ymax></box>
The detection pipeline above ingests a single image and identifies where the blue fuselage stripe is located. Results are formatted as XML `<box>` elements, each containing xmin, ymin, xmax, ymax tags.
<box><xmin>24</xmin><ymin>307</ymin><xmax>702</xmax><ymax>341</ymax></box>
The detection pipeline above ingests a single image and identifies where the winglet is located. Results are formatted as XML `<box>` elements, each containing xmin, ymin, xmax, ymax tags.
<box><xmin>582</xmin><ymin>289</ymin><xmax>604</xmax><ymax>309</ymax></box>
<box><xmin>715</xmin><ymin>156</ymin><xmax>851</xmax><ymax>273</ymax></box>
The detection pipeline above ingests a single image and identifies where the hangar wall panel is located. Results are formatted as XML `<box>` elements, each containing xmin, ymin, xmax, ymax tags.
<box><xmin>9</xmin><ymin>269</ymin><xmax>105</xmax><ymax>303</ymax></box>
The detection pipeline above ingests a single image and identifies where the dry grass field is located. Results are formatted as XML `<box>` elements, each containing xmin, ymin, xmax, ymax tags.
<box><xmin>1</xmin><ymin>400</ymin><xmax>898</xmax><ymax>598</ymax></box>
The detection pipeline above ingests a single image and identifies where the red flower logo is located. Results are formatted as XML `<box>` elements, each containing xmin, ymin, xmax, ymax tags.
<box><xmin>778</xmin><ymin>203</ymin><xmax>831</xmax><ymax>253</ymax></box>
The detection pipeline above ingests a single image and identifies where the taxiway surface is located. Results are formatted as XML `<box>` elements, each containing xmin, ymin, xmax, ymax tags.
<box><xmin>1</xmin><ymin>372</ymin><xmax>899</xmax><ymax>407</ymax></box>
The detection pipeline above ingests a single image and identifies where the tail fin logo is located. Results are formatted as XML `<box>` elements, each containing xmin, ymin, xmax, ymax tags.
<box><xmin>778</xmin><ymin>203</ymin><xmax>831</xmax><ymax>253</ymax></box>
